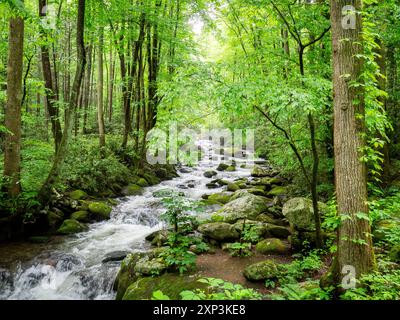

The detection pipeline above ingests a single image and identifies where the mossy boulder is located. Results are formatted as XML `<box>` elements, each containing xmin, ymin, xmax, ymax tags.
<box><xmin>142</xmin><ymin>173</ymin><xmax>161</xmax><ymax>186</ymax></box>
<box><xmin>255</xmin><ymin>238</ymin><xmax>289</xmax><ymax>255</ymax></box>
<box><xmin>122</xmin><ymin>184</ymin><xmax>143</xmax><ymax>196</ymax></box>
<box><xmin>230</xmin><ymin>190</ymin><xmax>250</xmax><ymax>201</ymax></box>
<box><xmin>248</xmin><ymin>188</ymin><xmax>268</xmax><ymax>197</ymax></box>
<box><xmin>256</xmin><ymin>213</ymin><xmax>287</xmax><ymax>226</ymax></box>
<box><xmin>198</xmin><ymin>222</ymin><xmax>240</xmax><ymax>242</ymax></box>
<box><xmin>265</xmin><ymin>224</ymin><xmax>291</xmax><ymax>239</ymax></box>
<box><xmin>204</xmin><ymin>170</ymin><xmax>218</xmax><ymax>178</ymax></box>
<box><xmin>268</xmin><ymin>186</ymin><xmax>287</xmax><ymax>196</ymax></box>
<box><xmin>226</xmin><ymin>166</ymin><xmax>236</xmax><ymax>172</ymax></box>
<box><xmin>215</xmin><ymin>194</ymin><xmax>269</xmax><ymax>223</ymax></box>
<box><xmin>259</xmin><ymin>177</ymin><xmax>283</xmax><ymax>186</ymax></box>
<box><xmin>243</xmin><ymin>260</ymin><xmax>282</xmax><ymax>281</ymax></box>
<box><xmin>69</xmin><ymin>190</ymin><xmax>88</xmax><ymax>200</ymax></box>
<box><xmin>251</xmin><ymin>165</ymin><xmax>269</xmax><ymax>177</ymax></box>
<box><xmin>28</xmin><ymin>236</ymin><xmax>50</xmax><ymax>244</ymax></box>
<box><xmin>122</xmin><ymin>273</ymin><xmax>207</xmax><ymax>300</ymax></box>
<box><xmin>153</xmin><ymin>188</ymin><xmax>184</xmax><ymax>198</ymax></box>
<box><xmin>282</xmin><ymin>197</ymin><xmax>327</xmax><ymax>231</ymax></box>
<box><xmin>216</xmin><ymin>163</ymin><xmax>230</xmax><ymax>171</ymax></box>
<box><xmin>136</xmin><ymin>178</ymin><xmax>149</xmax><ymax>188</ymax></box>
<box><xmin>114</xmin><ymin>252</ymin><xmax>148</xmax><ymax>300</ymax></box>
<box><xmin>88</xmin><ymin>202</ymin><xmax>112</xmax><ymax>220</ymax></box>
<box><xmin>208</xmin><ymin>192</ymin><xmax>232</xmax><ymax>205</ymax></box>
<box><xmin>134</xmin><ymin>257</ymin><xmax>167</xmax><ymax>276</ymax></box>
<box><xmin>70</xmin><ymin>211</ymin><xmax>90</xmax><ymax>223</ymax></box>
<box><xmin>227</xmin><ymin>183</ymin><xmax>239</xmax><ymax>192</ymax></box>
<box><xmin>47</xmin><ymin>211</ymin><xmax>64</xmax><ymax>229</ymax></box>
<box><xmin>57</xmin><ymin>219</ymin><xmax>88</xmax><ymax>235</ymax></box>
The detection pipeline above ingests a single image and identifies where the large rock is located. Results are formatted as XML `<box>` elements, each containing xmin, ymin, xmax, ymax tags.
<box><xmin>267</xmin><ymin>186</ymin><xmax>287</xmax><ymax>196</ymax></box>
<box><xmin>255</xmin><ymin>238</ymin><xmax>289</xmax><ymax>255</ymax></box>
<box><xmin>204</xmin><ymin>170</ymin><xmax>218</xmax><ymax>178</ymax></box>
<box><xmin>57</xmin><ymin>219</ymin><xmax>88</xmax><ymax>235</ymax></box>
<box><xmin>227</xmin><ymin>183</ymin><xmax>239</xmax><ymax>192</ymax></box>
<box><xmin>102</xmin><ymin>251</ymin><xmax>130</xmax><ymax>263</ymax></box>
<box><xmin>134</xmin><ymin>257</ymin><xmax>167</xmax><ymax>276</ymax></box>
<box><xmin>70</xmin><ymin>211</ymin><xmax>90</xmax><ymax>223</ymax></box>
<box><xmin>282</xmin><ymin>197</ymin><xmax>327</xmax><ymax>231</ymax></box>
<box><xmin>122</xmin><ymin>184</ymin><xmax>143</xmax><ymax>196</ymax></box>
<box><xmin>265</xmin><ymin>224</ymin><xmax>291</xmax><ymax>239</ymax></box>
<box><xmin>243</xmin><ymin>260</ymin><xmax>282</xmax><ymax>281</ymax></box>
<box><xmin>69</xmin><ymin>190</ymin><xmax>88</xmax><ymax>200</ymax></box>
<box><xmin>216</xmin><ymin>163</ymin><xmax>230</xmax><ymax>171</ymax></box>
<box><xmin>198</xmin><ymin>222</ymin><xmax>240</xmax><ymax>242</ymax></box>
<box><xmin>122</xmin><ymin>273</ymin><xmax>207</xmax><ymax>300</ymax></box>
<box><xmin>213</xmin><ymin>194</ymin><xmax>269</xmax><ymax>223</ymax></box>
<box><xmin>251</xmin><ymin>165</ymin><xmax>269</xmax><ymax>177</ymax></box>
<box><xmin>88</xmin><ymin>202</ymin><xmax>112</xmax><ymax>220</ymax></box>
<box><xmin>207</xmin><ymin>192</ymin><xmax>232</xmax><ymax>205</ymax></box>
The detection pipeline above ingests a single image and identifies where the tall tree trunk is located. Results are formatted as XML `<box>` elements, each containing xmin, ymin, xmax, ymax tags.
<box><xmin>82</xmin><ymin>44</ymin><xmax>93</xmax><ymax>134</ymax></box>
<box><xmin>108</xmin><ymin>47</ymin><xmax>114</xmax><ymax>122</ymax></box>
<box><xmin>39</xmin><ymin>0</ymin><xmax>87</xmax><ymax>204</ymax></box>
<box><xmin>331</xmin><ymin>0</ymin><xmax>375</xmax><ymax>287</ymax></box>
<box><xmin>39</xmin><ymin>0</ymin><xmax>63</xmax><ymax>152</ymax></box>
<box><xmin>97</xmin><ymin>28</ymin><xmax>106</xmax><ymax>156</ymax></box>
<box><xmin>3</xmin><ymin>12</ymin><xmax>24</xmax><ymax>197</ymax></box>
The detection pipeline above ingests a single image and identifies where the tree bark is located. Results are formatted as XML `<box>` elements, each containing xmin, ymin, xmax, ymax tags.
<box><xmin>3</xmin><ymin>13</ymin><xmax>24</xmax><ymax>197</ymax></box>
<box><xmin>97</xmin><ymin>28</ymin><xmax>106</xmax><ymax>156</ymax></box>
<box><xmin>331</xmin><ymin>0</ymin><xmax>375</xmax><ymax>287</ymax></box>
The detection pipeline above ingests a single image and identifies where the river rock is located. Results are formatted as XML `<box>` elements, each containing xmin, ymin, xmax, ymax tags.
<box><xmin>251</xmin><ymin>165</ymin><xmax>269</xmax><ymax>177</ymax></box>
<box><xmin>206</xmin><ymin>182</ymin><xmax>219</xmax><ymax>189</ymax></box>
<box><xmin>268</xmin><ymin>186</ymin><xmax>287</xmax><ymax>196</ymax></box>
<box><xmin>153</xmin><ymin>189</ymin><xmax>184</xmax><ymax>198</ymax></box>
<box><xmin>227</xmin><ymin>183</ymin><xmax>239</xmax><ymax>192</ymax></box>
<box><xmin>282</xmin><ymin>197</ymin><xmax>327</xmax><ymax>231</ymax></box>
<box><xmin>212</xmin><ymin>194</ymin><xmax>269</xmax><ymax>223</ymax></box>
<box><xmin>122</xmin><ymin>273</ymin><xmax>208</xmax><ymax>300</ymax></box>
<box><xmin>122</xmin><ymin>184</ymin><xmax>143</xmax><ymax>196</ymax></box>
<box><xmin>255</xmin><ymin>238</ymin><xmax>289</xmax><ymax>255</ymax></box>
<box><xmin>265</xmin><ymin>225</ymin><xmax>291</xmax><ymax>239</ymax></box>
<box><xmin>88</xmin><ymin>202</ymin><xmax>112</xmax><ymax>220</ymax></box>
<box><xmin>216</xmin><ymin>163</ymin><xmax>230</xmax><ymax>171</ymax></box>
<box><xmin>207</xmin><ymin>192</ymin><xmax>232</xmax><ymax>205</ymax></box>
<box><xmin>69</xmin><ymin>190</ymin><xmax>88</xmax><ymax>200</ymax></box>
<box><xmin>70</xmin><ymin>211</ymin><xmax>90</xmax><ymax>222</ymax></box>
<box><xmin>136</xmin><ymin>178</ymin><xmax>149</xmax><ymax>187</ymax></box>
<box><xmin>57</xmin><ymin>219</ymin><xmax>88</xmax><ymax>235</ymax></box>
<box><xmin>243</xmin><ymin>260</ymin><xmax>282</xmax><ymax>281</ymax></box>
<box><xmin>204</xmin><ymin>170</ymin><xmax>218</xmax><ymax>178</ymax></box>
<box><xmin>102</xmin><ymin>251</ymin><xmax>130</xmax><ymax>263</ymax></box>
<box><xmin>198</xmin><ymin>222</ymin><xmax>240</xmax><ymax>242</ymax></box>
<box><xmin>134</xmin><ymin>257</ymin><xmax>167</xmax><ymax>276</ymax></box>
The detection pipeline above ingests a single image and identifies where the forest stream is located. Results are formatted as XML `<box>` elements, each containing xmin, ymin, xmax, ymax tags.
<box><xmin>0</xmin><ymin>139</ymin><xmax>263</xmax><ymax>300</ymax></box>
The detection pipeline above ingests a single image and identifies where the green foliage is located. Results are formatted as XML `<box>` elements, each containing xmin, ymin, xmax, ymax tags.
<box><xmin>271</xmin><ymin>281</ymin><xmax>332</xmax><ymax>301</ymax></box>
<box><xmin>226</xmin><ymin>242</ymin><xmax>252</xmax><ymax>257</ymax></box>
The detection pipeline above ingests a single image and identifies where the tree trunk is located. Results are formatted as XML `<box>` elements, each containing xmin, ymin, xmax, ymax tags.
<box><xmin>39</xmin><ymin>0</ymin><xmax>87</xmax><ymax>204</ymax></box>
<box><xmin>331</xmin><ymin>0</ymin><xmax>375</xmax><ymax>287</ymax></box>
<box><xmin>97</xmin><ymin>28</ymin><xmax>106</xmax><ymax>156</ymax></box>
<box><xmin>3</xmin><ymin>13</ymin><xmax>24</xmax><ymax>198</ymax></box>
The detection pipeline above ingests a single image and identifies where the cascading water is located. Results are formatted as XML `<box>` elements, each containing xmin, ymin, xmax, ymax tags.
<box><xmin>0</xmin><ymin>139</ymin><xmax>265</xmax><ymax>300</ymax></box>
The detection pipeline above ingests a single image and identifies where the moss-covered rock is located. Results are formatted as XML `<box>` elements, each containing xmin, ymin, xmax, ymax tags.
<box><xmin>70</xmin><ymin>211</ymin><xmax>90</xmax><ymax>223</ymax></box>
<box><xmin>28</xmin><ymin>236</ymin><xmax>50</xmax><ymax>244</ymax></box>
<box><xmin>230</xmin><ymin>190</ymin><xmax>250</xmax><ymax>201</ymax></box>
<box><xmin>248</xmin><ymin>188</ymin><xmax>268</xmax><ymax>197</ymax></box>
<box><xmin>255</xmin><ymin>238</ymin><xmax>289</xmax><ymax>255</ymax></box>
<box><xmin>152</xmin><ymin>188</ymin><xmax>184</xmax><ymax>198</ymax></box>
<box><xmin>142</xmin><ymin>173</ymin><xmax>161</xmax><ymax>186</ymax></box>
<box><xmin>136</xmin><ymin>178</ymin><xmax>149</xmax><ymax>187</ymax></box>
<box><xmin>122</xmin><ymin>184</ymin><xmax>143</xmax><ymax>196</ymax></box>
<box><xmin>265</xmin><ymin>224</ymin><xmax>291</xmax><ymax>239</ymax></box>
<box><xmin>88</xmin><ymin>202</ymin><xmax>112</xmax><ymax>220</ymax></box>
<box><xmin>134</xmin><ymin>257</ymin><xmax>167</xmax><ymax>276</ymax></box>
<box><xmin>267</xmin><ymin>186</ymin><xmax>287</xmax><ymax>196</ymax></box>
<box><xmin>208</xmin><ymin>192</ymin><xmax>232</xmax><ymax>205</ymax></box>
<box><xmin>114</xmin><ymin>252</ymin><xmax>148</xmax><ymax>300</ymax></box>
<box><xmin>226</xmin><ymin>166</ymin><xmax>236</xmax><ymax>172</ymax></box>
<box><xmin>198</xmin><ymin>222</ymin><xmax>240</xmax><ymax>242</ymax></box>
<box><xmin>47</xmin><ymin>211</ymin><xmax>64</xmax><ymax>229</ymax></box>
<box><xmin>215</xmin><ymin>194</ymin><xmax>269</xmax><ymax>223</ymax></box>
<box><xmin>259</xmin><ymin>177</ymin><xmax>282</xmax><ymax>186</ymax></box>
<box><xmin>57</xmin><ymin>219</ymin><xmax>88</xmax><ymax>235</ymax></box>
<box><xmin>251</xmin><ymin>165</ymin><xmax>269</xmax><ymax>177</ymax></box>
<box><xmin>243</xmin><ymin>260</ymin><xmax>282</xmax><ymax>281</ymax></box>
<box><xmin>204</xmin><ymin>170</ymin><xmax>218</xmax><ymax>178</ymax></box>
<box><xmin>216</xmin><ymin>163</ymin><xmax>230</xmax><ymax>171</ymax></box>
<box><xmin>69</xmin><ymin>190</ymin><xmax>88</xmax><ymax>200</ymax></box>
<box><xmin>256</xmin><ymin>213</ymin><xmax>287</xmax><ymax>226</ymax></box>
<box><xmin>122</xmin><ymin>273</ymin><xmax>207</xmax><ymax>300</ymax></box>
<box><xmin>227</xmin><ymin>183</ymin><xmax>239</xmax><ymax>192</ymax></box>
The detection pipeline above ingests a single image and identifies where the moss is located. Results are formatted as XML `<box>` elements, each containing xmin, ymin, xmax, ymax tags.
<box><xmin>208</xmin><ymin>192</ymin><xmax>231</xmax><ymax>205</ymax></box>
<box><xmin>122</xmin><ymin>273</ymin><xmax>207</xmax><ymax>300</ymax></box>
<box><xmin>69</xmin><ymin>190</ymin><xmax>88</xmax><ymax>200</ymax></box>
<box><xmin>227</xmin><ymin>183</ymin><xmax>239</xmax><ymax>192</ymax></box>
<box><xmin>57</xmin><ymin>219</ymin><xmax>88</xmax><ymax>235</ymax></box>
<box><xmin>198</xmin><ymin>222</ymin><xmax>240</xmax><ymax>242</ymax></box>
<box><xmin>88</xmin><ymin>202</ymin><xmax>112</xmax><ymax>220</ymax></box>
<box><xmin>136</xmin><ymin>178</ymin><xmax>149</xmax><ymax>187</ymax></box>
<box><xmin>142</xmin><ymin>173</ymin><xmax>161</xmax><ymax>186</ymax></box>
<box><xmin>243</xmin><ymin>260</ymin><xmax>282</xmax><ymax>281</ymax></box>
<box><xmin>216</xmin><ymin>163</ymin><xmax>229</xmax><ymax>171</ymax></box>
<box><xmin>226</xmin><ymin>166</ymin><xmax>236</xmax><ymax>172</ymax></box>
<box><xmin>255</xmin><ymin>238</ymin><xmax>288</xmax><ymax>255</ymax></box>
<box><xmin>267</xmin><ymin>186</ymin><xmax>287</xmax><ymax>196</ymax></box>
<box><xmin>70</xmin><ymin>211</ymin><xmax>90</xmax><ymax>222</ymax></box>
<box><xmin>125</xmin><ymin>184</ymin><xmax>143</xmax><ymax>196</ymax></box>
<box><xmin>47</xmin><ymin>211</ymin><xmax>64</xmax><ymax>229</ymax></box>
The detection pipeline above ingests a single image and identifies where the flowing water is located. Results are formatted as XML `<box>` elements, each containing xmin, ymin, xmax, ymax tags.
<box><xmin>0</xmin><ymin>140</ymin><xmax>265</xmax><ymax>300</ymax></box>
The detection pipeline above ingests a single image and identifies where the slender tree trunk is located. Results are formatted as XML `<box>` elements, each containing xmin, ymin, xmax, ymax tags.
<box><xmin>3</xmin><ymin>13</ymin><xmax>24</xmax><ymax>198</ymax></box>
<box><xmin>82</xmin><ymin>44</ymin><xmax>93</xmax><ymax>134</ymax></box>
<box><xmin>331</xmin><ymin>0</ymin><xmax>375</xmax><ymax>287</ymax></box>
<box><xmin>39</xmin><ymin>0</ymin><xmax>87</xmax><ymax>204</ymax></box>
<box><xmin>97</xmin><ymin>28</ymin><xmax>106</xmax><ymax>156</ymax></box>
<box><xmin>108</xmin><ymin>47</ymin><xmax>114</xmax><ymax>122</ymax></box>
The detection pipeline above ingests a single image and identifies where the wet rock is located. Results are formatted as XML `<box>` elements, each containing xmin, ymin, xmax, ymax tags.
<box><xmin>265</xmin><ymin>225</ymin><xmax>291</xmax><ymax>239</ymax></box>
<box><xmin>28</xmin><ymin>236</ymin><xmax>50</xmax><ymax>244</ymax></box>
<box><xmin>226</xmin><ymin>165</ymin><xmax>236</xmax><ymax>172</ymax></box>
<box><xmin>153</xmin><ymin>189</ymin><xmax>184</xmax><ymax>198</ymax></box>
<box><xmin>229</xmin><ymin>190</ymin><xmax>250</xmax><ymax>201</ymax></box>
<box><xmin>207</xmin><ymin>192</ymin><xmax>232</xmax><ymax>205</ymax></box>
<box><xmin>102</xmin><ymin>251</ymin><xmax>130</xmax><ymax>263</ymax></box>
<box><xmin>204</xmin><ymin>170</ymin><xmax>218</xmax><ymax>178</ymax></box>
<box><xmin>216</xmin><ymin>163</ymin><xmax>230</xmax><ymax>171</ymax></box>
<box><xmin>136</xmin><ymin>178</ymin><xmax>149</xmax><ymax>188</ymax></box>
<box><xmin>70</xmin><ymin>211</ymin><xmax>90</xmax><ymax>222</ymax></box>
<box><xmin>243</xmin><ymin>260</ymin><xmax>282</xmax><ymax>281</ymax></box>
<box><xmin>88</xmin><ymin>202</ymin><xmax>112</xmax><ymax>220</ymax></box>
<box><xmin>198</xmin><ymin>222</ymin><xmax>240</xmax><ymax>242</ymax></box>
<box><xmin>259</xmin><ymin>177</ymin><xmax>283</xmax><ymax>186</ymax></box>
<box><xmin>248</xmin><ymin>188</ymin><xmax>268</xmax><ymax>197</ymax></box>
<box><xmin>213</xmin><ymin>194</ymin><xmax>269</xmax><ymax>223</ymax></box>
<box><xmin>256</xmin><ymin>213</ymin><xmax>288</xmax><ymax>227</ymax></box>
<box><xmin>251</xmin><ymin>165</ymin><xmax>269</xmax><ymax>177</ymax></box>
<box><xmin>179</xmin><ymin>168</ymin><xmax>192</xmax><ymax>174</ymax></box>
<box><xmin>267</xmin><ymin>186</ymin><xmax>287</xmax><ymax>196</ymax></box>
<box><xmin>122</xmin><ymin>184</ymin><xmax>143</xmax><ymax>196</ymax></box>
<box><xmin>227</xmin><ymin>183</ymin><xmax>239</xmax><ymax>192</ymax></box>
<box><xmin>57</xmin><ymin>219</ymin><xmax>88</xmax><ymax>235</ymax></box>
<box><xmin>255</xmin><ymin>238</ymin><xmax>289</xmax><ymax>255</ymax></box>
<box><xmin>206</xmin><ymin>182</ymin><xmax>219</xmax><ymax>189</ymax></box>
<box><xmin>146</xmin><ymin>230</ymin><xmax>170</xmax><ymax>247</ymax></box>
<box><xmin>69</xmin><ymin>190</ymin><xmax>88</xmax><ymax>200</ymax></box>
